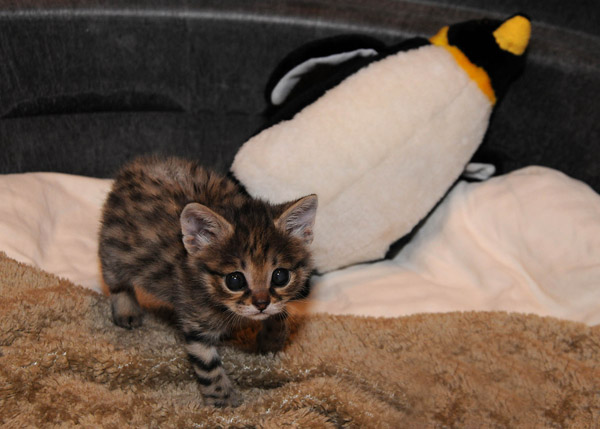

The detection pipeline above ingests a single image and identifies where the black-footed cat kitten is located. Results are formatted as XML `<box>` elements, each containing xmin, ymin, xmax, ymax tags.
<box><xmin>98</xmin><ymin>156</ymin><xmax>317</xmax><ymax>407</ymax></box>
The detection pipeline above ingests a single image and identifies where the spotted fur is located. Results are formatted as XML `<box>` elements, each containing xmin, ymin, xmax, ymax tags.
<box><xmin>98</xmin><ymin>156</ymin><xmax>317</xmax><ymax>407</ymax></box>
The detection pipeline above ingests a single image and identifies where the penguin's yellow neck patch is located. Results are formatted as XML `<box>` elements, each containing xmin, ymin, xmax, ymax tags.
<box><xmin>430</xmin><ymin>26</ymin><xmax>496</xmax><ymax>105</ymax></box>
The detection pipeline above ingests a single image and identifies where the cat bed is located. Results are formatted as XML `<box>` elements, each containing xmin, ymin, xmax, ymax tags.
<box><xmin>2</xmin><ymin>2</ymin><xmax>598</xmax><ymax>190</ymax></box>
<box><xmin>1</xmin><ymin>166</ymin><xmax>600</xmax><ymax>325</ymax></box>
<box><xmin>2</xmin><ymin>253</ymin><xmax>600</xmax><ymax>426</ymax></box>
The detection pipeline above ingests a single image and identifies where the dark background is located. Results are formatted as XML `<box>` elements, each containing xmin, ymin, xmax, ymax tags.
<box><xmin>0</xmin><ymin>0</ymin><xmax>598</xmax><ymax>191</ymax></box>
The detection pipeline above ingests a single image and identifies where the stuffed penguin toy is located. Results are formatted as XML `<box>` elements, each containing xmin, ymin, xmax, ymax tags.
<box><xmin>231</xmin><ymin>15</ymin><xmax>531</xmax><ymax>273</ymax></box>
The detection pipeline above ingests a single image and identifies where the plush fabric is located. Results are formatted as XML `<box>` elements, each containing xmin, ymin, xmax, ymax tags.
<box><xmin>1</xmin><ymin>251</ymin><xmax>599</xmax><ymax>427</ymax></box>
<box><xmin>2</xmin><ymin>167</ymin><xmax>600</xmax><ymax>325</ymax></box>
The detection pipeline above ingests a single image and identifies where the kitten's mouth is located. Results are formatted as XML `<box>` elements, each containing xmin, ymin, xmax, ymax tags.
<box><xmin>248</xmin><ymin>313</ymin><xmax>270</xmax><ymax>321</ymax></box>
<box><xmin>236</xmin><ymin>305</ymin><xmax>281</xmax><ymax>321</ymax></box>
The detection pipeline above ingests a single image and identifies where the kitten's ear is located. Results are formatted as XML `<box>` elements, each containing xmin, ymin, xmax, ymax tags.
<box><xmin>180</xmin><ymin>203</ymin><xmax>233</xmax><ymax>255</ymax></box>
<box><xmin>275</xmin><ymin>194</ymin><xmax>318</xmax><ymax>245</ymax></box>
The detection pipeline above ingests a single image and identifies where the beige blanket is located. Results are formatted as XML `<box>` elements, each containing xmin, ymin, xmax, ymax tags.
<box><xmin>1</xmin><ymin>251</ymin><xmax>599</xmax><ymax>427</ymax></box>
<box><xmin>4</xmin><ymin>167</ymin><xmax>600</xmax><ymax>325</ymax></box>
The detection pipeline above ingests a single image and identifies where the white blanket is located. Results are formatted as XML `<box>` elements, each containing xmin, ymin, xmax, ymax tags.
<box><xmin>2</xmin><ymin>167</ymin><xmax>600</xmax><ymax>324</ymax></box>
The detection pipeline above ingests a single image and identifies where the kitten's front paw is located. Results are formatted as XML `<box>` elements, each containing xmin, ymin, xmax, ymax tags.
<box><xmin>203</xmin><ymin>386</ymin><xmax>242</xmax><ymax>408</ymax></box>
<box><xmin>199</xmin><ymin>370</ymin><xmax>242</xmax><ymax>408</ymax></box>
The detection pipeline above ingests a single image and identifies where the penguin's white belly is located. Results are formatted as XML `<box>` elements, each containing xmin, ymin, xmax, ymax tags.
<box><xmin>232</xmin><ymin>44</ymin><xmax>492</xmax><ymax>272</ymax></box>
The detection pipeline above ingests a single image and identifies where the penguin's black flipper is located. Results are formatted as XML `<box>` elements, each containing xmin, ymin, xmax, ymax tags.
<box><xmin>266</xmin><ymin>35</ymin><xmax>385</xmax><ymax>106</ymax></box>
<box><xmin>262</xmin><ymin>34</ymin><xmax>431</xmax><ymax>129</ymax></box>
<box><xmin>262</xmin><ymin>35</ymin><xmax>385</xmax><ymax>127</ymax></box>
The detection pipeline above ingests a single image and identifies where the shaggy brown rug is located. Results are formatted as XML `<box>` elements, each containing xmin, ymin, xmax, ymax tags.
<box><xmin>1</xmin><ymin>251</ymin><xmax>599</xmax><ymax>428</ymax></box>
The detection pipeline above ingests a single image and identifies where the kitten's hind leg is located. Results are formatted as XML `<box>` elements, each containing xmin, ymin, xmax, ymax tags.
<box><xmin>110</xmin><ymin>286</ymin><xmax>144</xmax><ymax>329</ymax></box>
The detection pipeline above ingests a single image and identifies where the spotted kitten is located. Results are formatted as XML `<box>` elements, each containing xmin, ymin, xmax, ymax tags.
<box><xmin>98</xmin><ymin>156</ymin><xmax>317</xmax><ymax>407</ymax></box>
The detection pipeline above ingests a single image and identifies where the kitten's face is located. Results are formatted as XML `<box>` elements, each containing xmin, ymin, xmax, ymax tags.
<box><xmin>181</xmin><ymin>195</ymin><xmax>317</xmax><ymax>322</ymax></box>
<box><xmin>202</xmin><ymin>234</ymin><xmax>312</xmax><ymax>320</ymax></box>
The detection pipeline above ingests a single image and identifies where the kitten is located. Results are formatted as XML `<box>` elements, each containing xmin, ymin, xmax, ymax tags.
<box><xmin>98</xmin><ymin>156</ymin><xmax>317</xmax><ymax>407</ymax></box>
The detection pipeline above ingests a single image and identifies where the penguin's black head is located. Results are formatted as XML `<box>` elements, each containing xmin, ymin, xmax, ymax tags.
<box><xmin>446</xmin><ymin>14</ymin><xmax>531</xmax><ymax>101</ymax></box>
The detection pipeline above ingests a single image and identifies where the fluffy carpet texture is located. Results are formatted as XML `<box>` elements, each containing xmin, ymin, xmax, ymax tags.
<box><xmin>1</xmin><ymin>252</ymin><xmax>599</xmax><ymax>428</ymax></box>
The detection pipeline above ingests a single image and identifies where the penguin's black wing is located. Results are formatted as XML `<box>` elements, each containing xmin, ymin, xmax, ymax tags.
<box><xmin>266</xmin><ymin>35</ymin><xmax>384</xmax><ymax>106</ymax></box>
<box><xmin>262</xmin><ymin>34</ymin><xmax>430</xmax><ymax>129</ymax></box>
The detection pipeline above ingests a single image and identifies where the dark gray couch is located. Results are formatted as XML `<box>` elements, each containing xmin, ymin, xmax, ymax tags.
<box><xmin>1</xmin><ymin>0</ymin><xmax>599</xmax><ymax>191</ymax></box>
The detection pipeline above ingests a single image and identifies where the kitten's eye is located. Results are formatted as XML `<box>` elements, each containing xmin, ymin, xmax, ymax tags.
<box><xmin>271</xmin><ymin>268</ymin><xmax>290</xmax><ymax>287</ymax></box>
<box><xmin>225</xmin><ymin>272</ymin><xmax>247</xmax><ymax>291</ymax></box>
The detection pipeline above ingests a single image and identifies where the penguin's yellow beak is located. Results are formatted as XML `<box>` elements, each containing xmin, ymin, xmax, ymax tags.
<box><xmin>493</xmin><ymin>15</ymin><xmax>531</xmax><ymax>56</ymax></box>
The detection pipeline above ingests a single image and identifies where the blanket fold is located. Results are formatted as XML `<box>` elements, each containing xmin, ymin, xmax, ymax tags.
<box><xmin>1</xmin><ymin>252</ymin><xmax>599</xmax><ymax>427</ymax></box>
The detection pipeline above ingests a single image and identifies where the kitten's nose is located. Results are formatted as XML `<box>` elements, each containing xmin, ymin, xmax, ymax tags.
<box><xmin>252</xmin><ymin>294</ymin><xmax>270</xmax><ymax>312</ymax></box>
